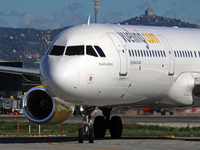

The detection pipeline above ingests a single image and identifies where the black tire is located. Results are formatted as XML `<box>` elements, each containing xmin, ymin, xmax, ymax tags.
<box><xmin>93</xmin><ymin>116</ymin><xmax>106</xmax><ymax>138</ymax></box>
<box><xmin>161</xmin><ymin>111</ymin><xmax>166</xmax><ymax>115</ymax></box>
<box><xmin>169</xmin><ymin>111</ymin><xmax>174</xmax><ymax>115</ymax></box>
<box><xmin>89</xmin><ymin>128</ymin><xmax>94</xmax><ymax>143</ymax></box>
<box><xmin>110</xmin><ymin>116</ymin><xmax>122</xmax><ymax>138</ymax></box>
<box><xmin>78</xmin><ymin>128</ymin><xmax>83</xmax><ymax>143</ymax></box>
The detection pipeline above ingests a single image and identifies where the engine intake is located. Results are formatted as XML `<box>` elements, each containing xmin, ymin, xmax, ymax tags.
<box><xmin>23</xmin><ymin>87</ymin><xmax>73</xmax><ymax>125</ymax></box>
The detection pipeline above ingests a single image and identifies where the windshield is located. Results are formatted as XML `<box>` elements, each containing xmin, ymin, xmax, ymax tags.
<box><xmin>49</xmin><ymin>45</ymin><xmax>65</xmax><ymax>56</ymax></box>
<box><xmin>50</xmin><ymin>44</ymin><xmax>106</xmax><ymax>57</ymax></box>
<box><xmin>65</xmin><ymin>45</ymin><xmax>84</xmax><ymax>56</ymax></box>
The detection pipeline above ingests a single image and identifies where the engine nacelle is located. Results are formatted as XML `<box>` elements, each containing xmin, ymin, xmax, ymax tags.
<box><xmin>165</xmin><ymin>73</ymin><xmax>194</xmax><ymax>106</ymax></box>
<box><xmin>23</xmin><ymin>87</ymin><xmax>73</xmax><ymax>125</ymax></box>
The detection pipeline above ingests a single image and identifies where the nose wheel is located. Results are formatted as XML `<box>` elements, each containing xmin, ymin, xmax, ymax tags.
<box><xmin>78</xmin><ymin>107</ymin><xmax>94</xmax><ymax>143</ymax></box>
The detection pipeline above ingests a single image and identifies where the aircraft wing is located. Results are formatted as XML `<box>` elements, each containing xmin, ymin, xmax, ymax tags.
<box><xmin>0</xmin><ymin>66</ymin><xmax>40</xmax><ymax>82</ymax></box>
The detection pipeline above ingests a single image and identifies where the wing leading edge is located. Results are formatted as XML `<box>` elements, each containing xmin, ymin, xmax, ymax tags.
<box><xmin>0</xmin><ymin>66</ymin><xmax>40</xmax><ymax>82</ymax></box>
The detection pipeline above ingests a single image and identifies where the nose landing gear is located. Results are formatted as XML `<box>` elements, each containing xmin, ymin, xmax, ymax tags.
<box><xmin>78</xmin><ymin>107</ymin><xmax>94</xmax><ymax>143</ymax></box>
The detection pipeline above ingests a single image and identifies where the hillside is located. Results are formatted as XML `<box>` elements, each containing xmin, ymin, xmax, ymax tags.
<box><xmin>0</xmin><ymin>14</ymin><xmax>199</xmax><ymax>68</ymax></box>
<box><xmin>0</xmin><ymin>27</ymin><xmax>70</xmax><ymax>68</ymax></box>
<box><xmin>121</xmin><ymin>15</ymin><xmax>199</xmax><ymax>28</ymax></box>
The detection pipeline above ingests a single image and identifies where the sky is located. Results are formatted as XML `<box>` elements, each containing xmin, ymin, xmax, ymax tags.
<box><xmin>0</xmin><ymin>0</ymin><xmax>200</xmax><ymax>30</ymax></box>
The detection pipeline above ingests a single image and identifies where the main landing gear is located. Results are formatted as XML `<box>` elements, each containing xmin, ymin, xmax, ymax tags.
<box><xmin>94</xmin><ymin>107</ymin><xmax>122</xmax><ymax>139</ymax></box>
<box><xmin>78</xmin><ymin>107</ymin><xmax>122</xmax><ymax>143</ymax></box>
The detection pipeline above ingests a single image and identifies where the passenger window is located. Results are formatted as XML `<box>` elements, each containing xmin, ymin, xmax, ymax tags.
<box><xmin>187</xmin><ymin>51</ymin><xmax>190</xmax><ymax>57</ymax></box>
<box><xmin>49</xmin><ymin>45</ymin><xmax>65</xmax><ymax>56</ymax></box>
<box><xmin>152</xmin><ymin>50</ymin><xmax>155</xmax><ymax>57</ymax></box>
<box><xmin>95</xmin><ymin>46</ymin><xmax>106</xmax><ymax>57</ymax></box>
<box><xmin>163</xmin><ymin>51</ymin><xmax>166</xmax><ymax>57</ymax></box>
<box><xmin>146</xmin><ymin>50</ymin><xmax>149</xmax><ymax>57</ymax></box>
<box><xmin>182</xmin><ymin>51</ymin><xmax>185</xmax><ymax>57</ymax></box>
<box><xmin>179</xmin><ymin>51</ymin><xmax>182</xmax><ymax>57</ymax></box>
<box><xmin>143</xmin><ymin>50</ymin><xmax>146</xmax><ymax>57</ymax></box>
<box><xmin>157</xmin><ymin>50</ymin><xmax>160</xmax><ymax>57</ymax></box>
<box><xmin>137</xmin><ymin>50</ymin><xmax>140</xmax><ymax>57</ymax></box>
<box><xmin>140</xmin><ymin>50</ymin><xmax>143</xmax><ymax>57</ymax></box>
<box><xmin>129</xmin><ymin>50</ymin><xmax>131</xmax><ymax>57</ymax></box>
<box><xmin>185</xmin><ymin>51</ymin><xmax>187</xmax><ymax>57</ymax></box>
<box><xmin>65</xmin><ymin>45</ymin><xmax>84</xmax><ymax>56</ymax></box>
<box><xmin>135</xmin><ymin>50</ymin><xmax>137</xmax><ymax>57</ymax></box>
<box><xmin>132</xmin><ymin>50</ymin><xmax>134</xmax><ymax>57</ymax></box>
<box><xmin>194</xmin><ymin>51</ymin><xmax>197</xmax><ymax>57</ymax></box>
<box><xmin>177</xmin><ymin>51</ymin><xmax>179</xmax><ymax>57</ymax></box>
<box><xmin>86</xmin><ymin>46</ymin><xmax>98</xmax><ymax>57</ymax></box>
<box><xmin>155</xmin><ymin>50</ymin><xmax>157</xmax><ymax>57</ymax></box>
<box><xmin>149</xmin><ymin>50</ymin><xmax>152</xmax><ymax>57</ymax></box>
<box><xmin>160</xmin><ymin>50</ymin><xmax>163</xmax><ymax>57</ymax></box>
<box><xmin>174</xmin><ymin>51</ymin><xmax>177</xmax><ymax>57</ymax></box>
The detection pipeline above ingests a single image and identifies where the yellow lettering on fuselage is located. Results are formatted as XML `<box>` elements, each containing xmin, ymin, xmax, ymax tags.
<box><xmin>142</xmin><ymin>33</ymin><xmax>160</xmax><ymax>43</ymax></box>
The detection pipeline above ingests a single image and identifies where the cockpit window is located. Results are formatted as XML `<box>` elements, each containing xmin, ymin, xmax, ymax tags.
<box><xmin>65</xmin><ymin>45</ymin><xmax>84</xmax><ymax>56</ymax></box>
<box><xmin>94</xmin><ymin>46</ymin><xmax>106</xmax><ymax>57</ymax></box>
<box><xmin>49</xmin><ymin>45</ymin><xmax>65</xmax><ymax>56</ymax></box>
<box><xmin>64</xmin><ymin>45</ymin><xmax>106</xmax><ymax>58</ymax></box>
<box><xmin>86</xmin><ymin>46</ymin><xmax>98</xmax><ymax>57</ymax></box>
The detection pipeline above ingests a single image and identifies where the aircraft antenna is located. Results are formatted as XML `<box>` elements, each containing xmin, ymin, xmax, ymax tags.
<box><xmin>94</xmin><ymin>0</ymin><xmax>100</xmax><ymax>23</ymax></box>
<box><xmin>87</xmin><ymin>15</ymin><xmax>90</xmax><ymax>26</ymax></box>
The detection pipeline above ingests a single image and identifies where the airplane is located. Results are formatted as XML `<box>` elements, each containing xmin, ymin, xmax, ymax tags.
<box><xmin>0</xmin><ymin>22</ymin><xmax>200</xmax><ymax>143</ymax></box>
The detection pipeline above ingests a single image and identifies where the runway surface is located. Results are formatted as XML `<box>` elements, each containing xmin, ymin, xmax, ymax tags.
<box><xmin>0</xmin><ymin>136</ymin><xmax>200</xmax><ymax>150</ymax></box>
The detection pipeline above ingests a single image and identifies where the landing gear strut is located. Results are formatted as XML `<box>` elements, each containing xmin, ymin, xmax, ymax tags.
<box><xmin>78</xmin><ymin>107</ymin><xmax>94</xmax><ymax>143</ymax></box>
<box><xmin>93</xmin><ymin>107</ymin><xmax>123</xmax><ymax>139</ymax></box>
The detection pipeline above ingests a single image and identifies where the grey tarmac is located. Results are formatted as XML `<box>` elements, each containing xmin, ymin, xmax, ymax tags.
<box><xmin>0</xmin><ymin>137</ymin><xmax>200</xmax><ymax>150</ymax></box>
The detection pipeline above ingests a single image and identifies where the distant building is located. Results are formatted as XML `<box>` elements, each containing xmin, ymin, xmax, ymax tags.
<box><xmin>0</xmin><ymin>61</ymin><xmax>23</xmax><ymax>99</ymax></box>
<box><xmin>145</xmin><ymin>5</ymin><xmax>154</xmax><ymax>16</ymax></box>
<box><xmin>0</xmin><ymin>61</ymin><xmax>41</xmax><ymax>110</ymax></box>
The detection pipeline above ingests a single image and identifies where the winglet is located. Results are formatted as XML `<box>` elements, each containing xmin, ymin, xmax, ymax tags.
<box><xmin>87</xmin><ymin>15</ymin><xmax>90</xmax><ymax>26</ymax></box>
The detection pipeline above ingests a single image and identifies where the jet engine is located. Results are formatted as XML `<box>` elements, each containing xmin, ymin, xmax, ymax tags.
<box><xmin>23</xmin><ymin>87</ymin><xmax>74</xmax><ymax>125</ymax></box>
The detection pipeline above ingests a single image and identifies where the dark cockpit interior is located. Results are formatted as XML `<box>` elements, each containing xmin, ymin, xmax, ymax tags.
<box><xmin>49</xmin><ymin>45</ymin><xmax>106</xmax><ymax>57</ymax></box>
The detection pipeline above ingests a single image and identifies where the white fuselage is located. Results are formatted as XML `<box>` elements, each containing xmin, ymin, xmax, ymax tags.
<box><xmin>40</xmin><ymin>24</ymin><xmax>200</xmax><ymax>108</ymax></box>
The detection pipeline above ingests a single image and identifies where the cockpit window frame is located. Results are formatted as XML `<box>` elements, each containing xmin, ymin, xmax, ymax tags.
<box><xmin>65</xmin><ymin>45</ymin><xmax>85</xmax><ymax>56</ymax></box>
<box><xmin>94</xmin><ymin>46</ymin><xmax>106</xmax><ymax>57</ymax></box>
<box><xmin>86</xmin><ymin>45</ymin><xmax>98</xmax><ymax>57</ymax></box>
<box><xmin>49</xmin><ymin>45</ymin><xmax>66</xmax><ymax>56</ymax></box>
<box><xmin>49</xmin><ymin>43</ymin><xmax>106</xmax><ymax>58</ymax></box>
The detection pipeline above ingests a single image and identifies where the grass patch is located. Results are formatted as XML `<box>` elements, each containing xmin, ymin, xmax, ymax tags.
<box><xmin>0</xmin><ymin>121</ymin><xmax>83</xmax><ymax>136</ymax></box>
<box><xmin>0</xmin><ymin>121</ymin><xmax>199</xmax><ymax>137</ymax></box>
<box><xmin>122</xmin><ymin>122</ymin><xmax>200</xmax><ymax>137</ymax></box>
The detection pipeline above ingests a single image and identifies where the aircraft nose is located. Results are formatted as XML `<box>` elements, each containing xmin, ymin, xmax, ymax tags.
<box><xmin>54</xmin><ymin>62</ymin><xmax>79</xmax><ymax>86</ymax></box>
<box><xmin>45</xmin><ymin>62</ymin><xmax>80</xmax><ymax>96</ymax></box>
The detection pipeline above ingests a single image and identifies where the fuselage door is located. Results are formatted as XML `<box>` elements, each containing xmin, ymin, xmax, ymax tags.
<box><xmin>158</xmin><ymin>35</ymin><xmax>175</xmax><ymax>76</ymax></box>
<box><xmin>107</xmin><ymin>33</ymin><xmax>127</xmax><ymax>76</ymax></box>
